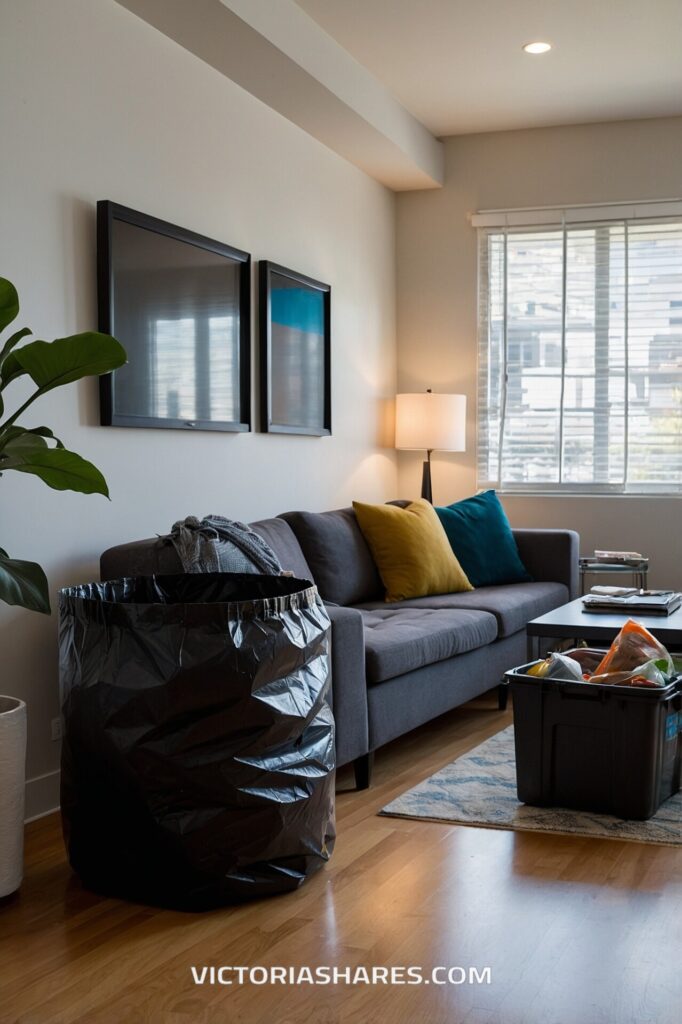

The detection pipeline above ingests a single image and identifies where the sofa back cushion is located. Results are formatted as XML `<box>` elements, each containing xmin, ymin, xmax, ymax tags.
<box><xmin>100</xmin><ymin>518</ymin><xmax>312</xmax><ymax>584</ymax></box>
<box><xmin>249</xmin><ymin>517</ymin><xmax>314</xmax><ymax>580</ymax></box>
<box><xmin>279</xmin><ymin>508</ymin><xmax>383</xmax><ymax>605</ymax></box>
<box><xmin>100</xmin><ymin>537</ymin><xmax>181</xmax><ymax>580</ymax></box>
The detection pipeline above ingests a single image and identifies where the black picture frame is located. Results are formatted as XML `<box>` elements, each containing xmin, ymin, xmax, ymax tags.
<box><xmin>97</xmin><ymin>201</ymin><xmax>251</xmax><ymax>432</ymax></box>
<box><xmin>259</xmin><ymin>261</ymin><xmax>331</xmax><ymax>436</ymax></box>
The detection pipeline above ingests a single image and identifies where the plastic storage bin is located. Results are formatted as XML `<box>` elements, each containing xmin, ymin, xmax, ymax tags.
<box><xmin>59</xmin><ymin>573</ymin><xmax>335</xmax><ymax>910</ymax></box>
<box><xmin>506</xmin><ymin>654</ymin><xmax>681</xmax><ymax>820</ymax></box>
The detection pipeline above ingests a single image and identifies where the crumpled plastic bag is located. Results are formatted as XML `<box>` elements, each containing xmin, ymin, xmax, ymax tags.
<box><xmin>593</xmin><ymin>619</ymin><xmax>673</xmax><ymax>678</ymax></box>
<box><xmin>561</xmin><ymin>648</ymin><xmax>604</xmax><ymax>675</ymax></box>
<box><xmin>588</xmin><ymin>658</ymin><xmax>668</xmax><ymax>688</ymax></box>
<box><xmin>527</xmin><ymin>652</ymin><xmax>585</xmax><ymax>681</ymax></box>
<box><xmin>585</xmin><ymin>618</ymin><xmax>674</xmax><ymax>688</ymax></box>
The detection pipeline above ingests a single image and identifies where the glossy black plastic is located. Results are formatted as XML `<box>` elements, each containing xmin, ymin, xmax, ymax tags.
<box><xmin>59</xmin><ymin>574</ymin><xmax>334</xmax><ymax>910</ymax></box>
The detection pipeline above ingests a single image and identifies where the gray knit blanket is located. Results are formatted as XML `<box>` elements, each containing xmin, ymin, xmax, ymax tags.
<box><xmin>169</xmin><ymin>515</ymin><xmax>283</xmax><ymax>576</ymax></box>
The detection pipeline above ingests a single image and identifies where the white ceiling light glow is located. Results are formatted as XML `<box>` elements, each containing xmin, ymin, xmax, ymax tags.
<box><xmin>523</xmin><ymin>41</ymin><xmax>552</xmax><ymax>54</ymax></box>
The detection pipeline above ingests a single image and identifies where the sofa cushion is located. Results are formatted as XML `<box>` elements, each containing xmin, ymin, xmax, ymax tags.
<box><xmin>357</xmin><ymin>606</ymin><xmax>498</xmax><ymax>684</ymax></box>
<box><xmin>355</xmin><ymin>581</ymin><xmax>568</xmax><ymax>640</ymax></box>
<box><xmin>435</xmin><ymin>490</ymin><xmax>532</xmax><ymax>587</ymax></box>
<box><xmin>249</xmin><ymin>517</ymin><xmax>314</xmax><ymax>581</ymax></box>
<box><xmin>279</xmin><ymin>508</ymin><xmax>383</xmax><ymax>605</ymax></box>
<box><xmin>352</xmin><ymin>498</ymin><xmax>473</xmax><ymax>603</ymax></box>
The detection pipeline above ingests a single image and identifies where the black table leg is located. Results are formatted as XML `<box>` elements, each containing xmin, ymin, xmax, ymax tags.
<box><xmin>526</xmin><ymin>633</ymin><xmax>538</xmax><ymax>661</ymax></box>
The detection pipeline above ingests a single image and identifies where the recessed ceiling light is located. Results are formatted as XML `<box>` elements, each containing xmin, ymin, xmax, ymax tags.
<box><xmin>523</xmin><ymin>41</ymin><xmax>552</xmax><ymax>54</ymax></box>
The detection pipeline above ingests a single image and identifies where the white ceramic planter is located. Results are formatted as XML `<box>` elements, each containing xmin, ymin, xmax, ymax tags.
<box><xmin>0</xmin><ymin>696</ymin><xmax>27</xmax><ymax>898</ymax></box>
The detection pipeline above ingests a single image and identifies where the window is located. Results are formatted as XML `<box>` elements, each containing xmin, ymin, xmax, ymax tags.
<box><xmin>477</xmin><ymin>217</ymin><xmax>682</xmax><ymax>493</ymax></box>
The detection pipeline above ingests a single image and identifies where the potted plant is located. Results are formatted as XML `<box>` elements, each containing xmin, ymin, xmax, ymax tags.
<box><xmin>0</xmin><ymin>276</ymin><xmax>125</xmax><ymax>897</ymax></box>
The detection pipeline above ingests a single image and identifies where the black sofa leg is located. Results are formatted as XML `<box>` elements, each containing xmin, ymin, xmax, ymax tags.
<box><xmin>498</xmin><ymin>683</ymin><xmax>509</xmax><ymax>711</ymax></box>
<box><xmin>353</xmin><ymin>752</ymin><xmax>374</xmax><ymax>790</ymax></box>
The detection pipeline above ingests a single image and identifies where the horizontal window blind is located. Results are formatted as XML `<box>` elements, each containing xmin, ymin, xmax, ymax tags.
<box><xmin>478</xmin><ymin>218</ymin><xmax>682</xmax><ymax>494</ymax></box>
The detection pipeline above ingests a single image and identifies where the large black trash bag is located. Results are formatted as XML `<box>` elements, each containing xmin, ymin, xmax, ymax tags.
<box><xmin>58</xmin><ymin>573</ymin><xmax>335</xmax><ymax>910</ymax></box>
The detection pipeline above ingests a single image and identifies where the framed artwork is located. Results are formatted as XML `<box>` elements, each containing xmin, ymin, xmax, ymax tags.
<box><xmin>259</xmin><ymin>261</ymin><xmax>331</xmax><ymax>435</ymax></box>
<box><xmin>98</xmin><ymin>201</ymin><xmax>251</xmax><ymax>432</ymax></box>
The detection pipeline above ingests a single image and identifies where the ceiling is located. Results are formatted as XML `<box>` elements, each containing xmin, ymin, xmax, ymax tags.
<box><xmin>295</xmin><ymin>0</ymin><xmax>682</xmax><ymax>137</ymax></box>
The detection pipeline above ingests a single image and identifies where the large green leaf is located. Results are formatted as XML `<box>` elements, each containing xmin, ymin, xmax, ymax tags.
<box><xmin>2</xmin><ymin>332</ymin><xmax>126</xmax><ymax>392</ymax></box>
<box><xmin>0</xmin><ymin>551</ymin><xmax>50</xmax><ymax>613</ymax></box>
<box><xmin>0</xmin><ymin>344</ymin><xmax>36</xmax><ymax>386</ymax></box>
<box><xmin>0</xmin><ymin>429</ymin><xmax>48</xmax><ymax>458</ymax></box>
<box><xmin>0</xmin><ymin>444</ymin><xmax>110</xmax><ymax>495</ymax></box>
<box><xmin>0</xmin><ymin>326</ymin><xmax>31</xmax><ymax>366</ymax></box>
<box><xmin>0</xmin><ymin>278</ymin><xmax>19</xmax><ymax>332</ymax></box>
<box><xmin>0</xmin><ymin>425</ymin><xmax>64</xmax><ymax>452</ymax></box>
<box><xmin>29</xmin><ymin>426</ymin><xmax>64</xmax><ymax>447</ymax></box>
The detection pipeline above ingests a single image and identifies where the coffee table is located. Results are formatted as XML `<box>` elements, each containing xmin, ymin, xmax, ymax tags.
<box><xmin>526</xmin><ymin>597</ymin><xmax>682</xmax><ymax>660</ymax></box>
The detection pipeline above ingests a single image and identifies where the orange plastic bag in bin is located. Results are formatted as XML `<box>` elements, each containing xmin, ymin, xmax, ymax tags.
<box><xmin>593</xmin><ymin>619</ymin><xmax>673</xmax><ymax>677</ymax></box>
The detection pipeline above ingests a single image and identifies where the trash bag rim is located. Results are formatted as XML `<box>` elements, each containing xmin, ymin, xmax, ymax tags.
<box><xmin>58</xmin><ymin>573</ymin><xmax>322</xmax><ymax>614</ymax></box>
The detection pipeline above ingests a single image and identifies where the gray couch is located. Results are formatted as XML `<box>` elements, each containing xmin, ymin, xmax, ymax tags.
<box><xmin>100</xmin><ymin>507</ymin><xmax>579</xmax><ymax>789</ymax></box>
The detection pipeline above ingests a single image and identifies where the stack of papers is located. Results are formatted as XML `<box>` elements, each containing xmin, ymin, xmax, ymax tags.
<box><xmin>583</xmin><ymin>589</ymin><xmax>681</xmax><ymax>616</ymax></box>
<box><xmin>590</xmin><ymin>550</ymin><xmax>649</xmax><ymax>567</ymax></box>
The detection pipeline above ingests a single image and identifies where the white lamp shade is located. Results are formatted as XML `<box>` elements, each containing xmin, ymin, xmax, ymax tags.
<box><xmin>395</xmin><ymin>392</ymin><xmax>466</xmax><ymax>452</ymax></box>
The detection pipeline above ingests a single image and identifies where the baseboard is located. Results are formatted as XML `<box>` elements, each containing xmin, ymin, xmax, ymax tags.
<box><xmin>25</xmin><ymin>769</ymin><xmax>60</xmax><ymax>823</ymax></box>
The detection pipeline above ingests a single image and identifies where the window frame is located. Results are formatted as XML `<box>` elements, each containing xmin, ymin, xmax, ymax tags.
<box><xmin>476</xmin><ymin>216</ymin><xmax>682</xmax><ymax>498</ymax></box>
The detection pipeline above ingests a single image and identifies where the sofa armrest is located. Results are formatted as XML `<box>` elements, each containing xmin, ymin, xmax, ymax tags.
<box><xmin>512</xmin><ymin>529</ymin><xmax>580</xmax><ymax>600</ymax></box>
<box><xmin>325</xmin><ymin>604</ymin><xmax>368</xmax><ymax>768</ymax></box>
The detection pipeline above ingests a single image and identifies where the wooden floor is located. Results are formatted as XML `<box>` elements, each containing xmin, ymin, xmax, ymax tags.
<box><xmin>2</xmin><ymin>694</ymin><xmax>681</xmax><ymax>1024</ymax></box>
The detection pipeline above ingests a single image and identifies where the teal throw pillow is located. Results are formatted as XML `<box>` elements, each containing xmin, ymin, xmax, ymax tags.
<box><xmin>435</xmin><ymin>490</ymin><xmax>532</xmax><ymax>588</ymax></box>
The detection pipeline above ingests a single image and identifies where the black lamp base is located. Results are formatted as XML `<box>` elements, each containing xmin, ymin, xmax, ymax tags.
<box><xmin>421</xmin><ymin>458</ymin><xmax>433</xmax><ymax>503</ymax></box>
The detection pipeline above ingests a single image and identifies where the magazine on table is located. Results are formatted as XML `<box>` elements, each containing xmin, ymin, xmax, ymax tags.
<box><xmin>582</xmin><ymin>587</ymin><xmax>682</xmax><ymax>615</ymax></box>
<box><xmin>587</xmin><ymin>549</ymin><xmax>649</xmax><ymax>567</ymax></box>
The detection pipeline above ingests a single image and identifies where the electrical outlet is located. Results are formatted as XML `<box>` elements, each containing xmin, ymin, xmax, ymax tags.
<box><xmin>51</xmin><ymin>717</ymin><xmax>63</xmax><ymax>742</ymax></box>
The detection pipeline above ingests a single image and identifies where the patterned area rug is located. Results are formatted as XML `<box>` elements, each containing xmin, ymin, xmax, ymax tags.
<box><xmin>380</xmin><ymin>726</ymin><xmax>682</xmax><ymax>846</ymax></box>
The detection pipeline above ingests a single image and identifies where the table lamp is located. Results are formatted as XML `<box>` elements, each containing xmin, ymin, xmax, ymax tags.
<box><xmin>395</xmin><ymin>390</ymin><xmax>466</xmax><ymax>502</ymax></box>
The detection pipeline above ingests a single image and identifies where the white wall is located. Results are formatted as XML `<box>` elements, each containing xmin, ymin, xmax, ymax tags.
<box><xmin>0</xmin><ymin>0</ymin><xmax>397</xmax><ymax>817</ymax></box>
<box><xmin>396</xmin><ymin>117</ymin><xmax>682</xmax><ymax>588</ymax></box>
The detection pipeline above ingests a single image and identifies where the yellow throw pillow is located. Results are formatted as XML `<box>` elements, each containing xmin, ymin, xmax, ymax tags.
<box><xmin>353</xmin><ymin>499</ymin><xmax>473</xmax><ymax>603</ymax></box>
